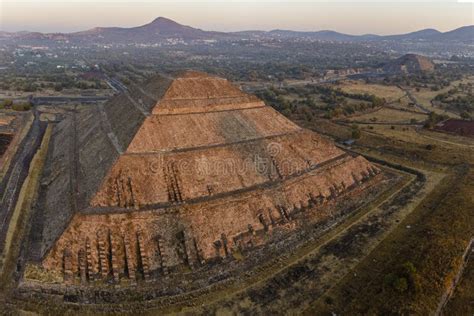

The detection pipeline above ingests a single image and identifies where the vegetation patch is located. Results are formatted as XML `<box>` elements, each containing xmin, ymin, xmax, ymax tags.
<box><xmin>308</xmin><ymin>166</ymin><xmax>474</xmax><ymax>315</ymax></box>
<box><xmin>347</xmin><ymin>108</ymin><xmax>427</xmax><ymax>124</ymax></box>
<box><xmin>337</xmin><ymin>81</ymin><xmax>405</xmax><ymax>103</ymax></box>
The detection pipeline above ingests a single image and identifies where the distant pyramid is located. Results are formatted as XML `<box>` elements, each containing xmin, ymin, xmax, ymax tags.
<box><xmin>33</xmin><ymin>71</ymin><xmax>382</xmax><ymax>282</ymax></box>
<box><xmin>384</xmin><ymin>54</ymin><xmax>435</xmax><ymax>74</ymax></box>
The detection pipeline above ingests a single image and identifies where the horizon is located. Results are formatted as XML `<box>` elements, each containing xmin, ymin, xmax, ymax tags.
<box><xmin>0</xmin><ymin>1</ymin><xmax>473</xmax><ymax>35</ymax></box>
<box><xmin>1</xmin><ymin>15</ymin><xmax>473</xmax><ymax>36</ymax></box>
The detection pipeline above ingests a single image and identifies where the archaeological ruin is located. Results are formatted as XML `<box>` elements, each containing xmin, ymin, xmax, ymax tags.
<box><xmin>26</xmin><ymin>71</ymin><xmax>383</xmax><ymax>286</ymax></box>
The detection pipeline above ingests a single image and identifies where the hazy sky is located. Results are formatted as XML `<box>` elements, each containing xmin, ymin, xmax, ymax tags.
<box><xmin>0</xmin><ymin>1</ymin><xmax>473</xmax><ymax>34</ymax></box>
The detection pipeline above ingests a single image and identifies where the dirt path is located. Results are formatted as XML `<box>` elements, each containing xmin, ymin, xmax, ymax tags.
<box><xmin>397</xmin><ymin>85</ymin><xmax>430</xmax><ymax>114</ymax></box>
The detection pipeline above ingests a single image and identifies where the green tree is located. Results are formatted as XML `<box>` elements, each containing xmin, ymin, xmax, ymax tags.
<box><xmin>351</xmin><ymin>124</ymin><xmax>361</xmax><ymax>139</ymax></box>
<box><xmin>393</xmin><ymin>277</ymin><xmax>408</xmax><ymax>293</ymax></box>
<box><xmin>460</xmin><ymin>111</ymin><xmax>471</xmax><ymax>120</ymax></box>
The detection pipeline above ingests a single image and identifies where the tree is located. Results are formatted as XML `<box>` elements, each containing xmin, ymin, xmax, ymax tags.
<box><xmin>12</xmin><ymin>102</ymin><xmax>32</xmax><ymax>111</ymax></box>
<box><xmin>351</xmin><ymin>124</ymin><xmax>361</xmax><ymax>139</ymax></box>
<box><xmin>2</xmin><ymin>99</ymin><xmax>13</xmax><ymax>108</ymax></box>
<box><xmin>460</xmin><ymin>111</ymin><xmax>471</xmax><ymax>120</ymax></box>
<box><xmin>54</xmin><ymin>83</ymin><xmax>63</xmax><ymax>92</ymax></box>
<box><xmin>393</xmin><ymin>277</ymin><xmax>408</xmax><ymax>292</ymax></box>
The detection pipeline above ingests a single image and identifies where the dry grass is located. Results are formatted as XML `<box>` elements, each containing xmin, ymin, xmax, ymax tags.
<box><xmin>444</xmin><ymin>244</ymin><xmax>474</xmax><ymax>315</ymax></box>
<box><xmin>368</xmin><ymin>125</ymin><xmax>474</xmax><ymax>147</ymax></box>
<box><xmin>409</xmin><ymin>76</ymin><xmax>474</xmax><ymax>118</ymax></box>
<box><xmin>307</xmin><ymin>167</ymin><xmax>474</xmax><ymax>315</ymax></box>
<box><xmin>39</xmin><ymin>113</ymin><xmax>56</xmax><ymax>122</ymax></box>
<box><xmin>303</xmin><ymin>117</ymin><xmax>473</xmax><ymax>172</ymax></box>
<box><xmin>23</xmin><ymin>264</ymin><xmax>62</xmax><ymax>284</ymax></box>
<box><xmin>410</xmin><ymin>88</ymin><xmax>459</xmax><ymax>118</ymax></box>
<box><xmin>338</xmin><ymin>81</ymin><xmax>406</xmax><ymax>102</ymax></box>
<box><xmin>348</xmin><ymin>108</ymin><xmax>427</xmax><ymax>123</ymax></box>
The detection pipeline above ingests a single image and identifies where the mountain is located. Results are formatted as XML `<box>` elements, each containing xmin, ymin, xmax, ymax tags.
<box><xmin>264</xmin><ymin>26</ymin><xmax>473</xmax><ymax>43</ymax></box>
<box><xmin>436</xmin><ymin>25</ymin><xmax>474</xmax><ymax>42</ymax></box>
<box><xmin>236</xmin><ymin>26</ymin><xmax>472</xmax><ymax>43</ymax></box>
<box><xmin>264</xmin><ymin>29</ymin><xmax>379</xmax><ymax>42</ymax></box>
<box><xmin>70</xmin><ymin>17</ymin><xmax>231</xmax><ymax>43</ymax></box>
<box><xmin>381</xmin><ymin>26</ymin><xmax>474</xmax><ymax>42</ymax></box>
<box><xmin>0</xmin><ymin>17</ymin><xmax>233</xmax><ymax>44</ymax></box>
<box><xmin>0</xmin><ymin>17</ymin><xmax>472</xmax><ymax>45</ymax></box>
<box><xmin>382</xmin><ymin>28</ymin><xmax>442</xmax><ymax>41</ymax></box>
<box><xmin>383</xmin><ymin>54</ymin><xmax>435</xmax><ymax>74</ymax></box>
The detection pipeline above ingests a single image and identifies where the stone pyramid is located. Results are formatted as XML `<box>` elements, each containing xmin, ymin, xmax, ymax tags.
<box><xmin>34</xmin><ymin>71</ymin><xmax>381</xmax><ymax>282</ymax></box>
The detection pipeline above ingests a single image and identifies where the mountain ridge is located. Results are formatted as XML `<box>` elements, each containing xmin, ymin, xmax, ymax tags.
<box><xmin>1</xmin><ymin>17</ymin><xmax>472</xmax><ymax>44</ymax></box>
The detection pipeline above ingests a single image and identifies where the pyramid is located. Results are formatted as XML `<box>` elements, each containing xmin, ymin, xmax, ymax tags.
<box><xmin>33</xmin><ymin>71</ymin><xmax>382</xmax><ymax>282</ymax></box>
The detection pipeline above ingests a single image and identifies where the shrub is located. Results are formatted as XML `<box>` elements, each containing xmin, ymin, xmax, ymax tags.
<box><xmin>1</xmin><ymin>99</ymin><xmax>13</xmax><ymax>108</ymax></box>
<box><xmin>351</xmin><ymin>125</ymin><xmax>361</xmax><ymax>139</ymax></box>
<box><xmin>393</xmin><ymin>277</ymin><xmax>408</xmax><ymax>292</ymax></box>
<box><xmin>384</xmin><ymin>273</ymin><xmax>397</xmax><ymax>288</ymax></box>
<box><xmin>460</xmin><ymin>111</ymin><xmax>471</xmax><ymax>120</ymax></box>
<box><xmin>384</xmin><ymin>261</ymin><xmax>418</xmax><ymax>293</ymax></box>
<box><xmin>12</xmin><ymin>103</ymin><xmax>32</xmax><ymax>111</ymax></box>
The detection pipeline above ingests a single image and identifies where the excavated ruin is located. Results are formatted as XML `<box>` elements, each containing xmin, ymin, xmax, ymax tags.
<box><xmin>28</xmin><ymin>71</ymin><xmax>382</xmax><ymax>284</ymax></box>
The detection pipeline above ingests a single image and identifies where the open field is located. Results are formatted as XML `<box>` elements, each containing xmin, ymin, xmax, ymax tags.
<box><xmin>366</xmin><ymin>125</ymin><xmax>474</xmax><ymax>150</ymax></box>
<box><xmin>444</xmin><ymin>239</ymin><xmax>474</xmax><ymax>315</ymax></box>
<box><xmin>338</xmin><ymin>81</ymin><xmax>406</xmax><ymax>103</ymax></box>
<box><xmin>347</xmin><ymin>107</ymin><xmax>428</xmax><ymax>124</ymax></box>
<box><xmin>299</xmin><ymin>118</ymin><xmax>474</xmax><ymax>167</ymax></box>
<box><xmin>410</xmin><ymin>88</ymin><xmax>459</xmax><ymax>118</ymax></box>
<box><xmin>408</xmin><ymin>76</ymin><xmax>474</xmax><ymax>118</ymax></box>
<box><xmin>296</xmin><ymin>115</ymin><xmax>474</xmax><ymax>315</ymax></box>
<box><xmin>308</xmin><ymin>166</ymin><xmax>473</xmax><ymax>315</ymax></box>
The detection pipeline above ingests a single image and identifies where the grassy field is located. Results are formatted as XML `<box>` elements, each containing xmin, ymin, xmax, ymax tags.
<box><xmin>409</xmin><ymin>76</ymin><xmax>474</xmax><ymax>118</ymax></box>
<box><xmin>298</xmin><ymin>113</ymin><xmax>474</xmax><ymax>315</ymax></box>
<box><xmin>307</xmin><ymin>166</ymin><xmax>474</xmax><ymax>315</ymax></box>
<box><xmin>338</xmin><ymin>81</ymin><xmax>406</xmax><ymax>103</ymax></box>
<box><xmin>300</xmin><ymin>118</ymin><xmax>474</xmax><ymax>167</ymax></box>
<box><xmin>348</xmin><ymin>107</ymin><xmax>427</xmax><ymax>124</ymax></box>
<box><xmin>410</xmin><ymin>88</ymin><xmax>459</xmax><ymax>118</ymax></box>
<box><xmin>365</xmin><ymin>125</ymin><xmax>474</xmax><ymax>155</ymax></box>
<box><xmin>444</xmin><ymin>240</ymin><xmax>474</xmax><ymax>315</ymax></box>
